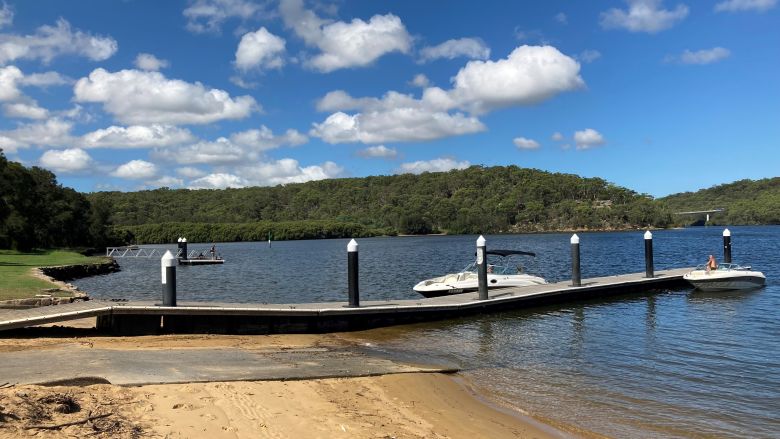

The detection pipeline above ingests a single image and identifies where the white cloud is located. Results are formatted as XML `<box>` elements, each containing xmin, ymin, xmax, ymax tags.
<box><xmin>411</xmin><ymin>74</ymin><xmax>430</xmax><ymax>88</ymax></box>
<box><xmin>80</xmin><ymin>124</ymin><xmax>196</xmax><ymax>149</ymax></box>
<box><xmin>316</xmin><ymin>90</ymin><xmax>376</xmax><ymax>112</ymax></box>
<box><xmin>0</xmin><ymin>18</ymin><xmax>117</xmax><ymax>65</ymax></box>
<box><xmin>419</xmin><ymin>38</ymin><xmax>490</xmax><ymax>62</ymax></box>
<box><xmin>176</xmin><ymin>166</ymin><xmax>207</xmax><ymax>178</ymax></box>
<box><xmin>669</xmin><ymin>47</ymin><xmax>731</xmax><ymax>64</ymax></box>
<box><xmin>150</xmin><ymin>175</ymin><xmax>184</xmax><ymax>188</ymax></box>
<box><xmin>0</xmin><ymin>118</ymin><xmax>74</xmax><ymax>152</ymax></box>
<box><xmin>183</xmin><ymin>0</ymin><xmax>265</xmax><ymax>33</ymax></box>
<box><xmin>154</xmin><ymin>126</ymin><xmax>308</xmax><ymax>165</ymax></box>
<box><xmin>357</xmin><ymin>145</ymin><xmax>397</xmax><ymax>159</ymax></box>
<box><xmin>135</xmin><ymin>53</ymin><xmax>169</xmax><ymax>71</ymax></box>
<box><xmin>513</xmin><ymin>137</ymin><xmax>540</xmax><ymax>150</ymax></box>
<box><xmin>450</xmin><ymin>45</ymin><xmax>584</xmax><ymax>114</ymax></box>
<box><xmin>574</xmin><ymin>128</ymin><xmax>605</xmax><ymax>150</ymax></box>
<box><xmin>715</xmin><ymin>0</ymin><xmax>776</xmax><ymax>12</ymax></box>
<box><xmin>551</xmin><ymin>132</ymin><xmax>564</xmax><ymax>141</ymax></box>
<box><xmin>235</xmin><ymin>158</ymin><xmax>344</xmax><ymax>186</ymax></box>
<box><xmin>39</xmin><ymin>148</ymin><xmax>93</xmax><ymax>173</ymax></box>
<box><xmin>600</xmin><ymin>0</ymin><xmax>688</xmax><ymax>33</ymax></box>
<box><xmin>73</xmin><ymin>68</ymin><xmax>258</xmax><ymax>125</ymax></box>
<box><xmin>0</xmin><ymin>65</ymin><xmax>22</xmax><ymax>100</ymax></box>
<box><xmin>555</xmin><ymin>12</ymin><xmax>568</xmax><ymax>24</ymax></box>
<box><xmin>112</xmin><ymin>159</ymin><xmax>158</xmax><ymax>179</ymax></box>
<box><xmin>280</xmin><ymin>0</ymin><xmax>411</xmax><ymax>72</ymax></box>
<box><xmin>397</xmin><ymin>158</ymin><xmax>471</xmax><ymax>174</ymax></box>
<box><xmin>20</xmin><ymin>71</ymin><xmax>70</xmax><ymax>87</ymax></box>
<box><xmin>0</xmin><ymin>3</ymin><xmax>12</xmax><ymax>30</ymax></box>
<box><xmin>235</xmin><ymin>27</ymin><xmax>286</xmax><ymax>72</ymax></box>
<box><xmin>3</xmin><ymin>101</ymin><xmax>48</xmax><ymax>119</ymax></box>
<box><xmin>189</xmin><ymin>172</ymin><xmax>247</xmax><ymax>189</ymax></box>
<box><xmin>578</xmin><ymin>49</ymin><xmax>602</xmax><ymax>63</ymax></box>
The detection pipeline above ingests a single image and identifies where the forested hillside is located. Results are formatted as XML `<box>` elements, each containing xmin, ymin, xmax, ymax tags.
<box><xmin>89</xmin><ymin>165</ymin><xmax>673</xmax><ymax>242</ymax></box>
<box><xmin>660</xmin><ymin>178</ymin><xmax>780</xmax><ymax>225</ymax></box>
<box><xmin>0</xmin><ymin>151</ymin><xmax>114</xmax><ymax>250</ymax></box>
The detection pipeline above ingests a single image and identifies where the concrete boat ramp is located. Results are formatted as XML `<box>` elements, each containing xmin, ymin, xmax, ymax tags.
<box><xmin>0</xmin><ymin>268</ymin><xmax>691</xmax><ymax>335</ymax></box>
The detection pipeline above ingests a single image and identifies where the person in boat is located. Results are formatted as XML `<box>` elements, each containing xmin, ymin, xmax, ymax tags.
<box><xmin>487</xmin><ymin>264</ymin><xmax>494</xmax><ymax>274</ymax></box>
<box><xmin>706</xmin><ymin>254</ymin><xmax>718</xmax><ymax>272</ymax></box>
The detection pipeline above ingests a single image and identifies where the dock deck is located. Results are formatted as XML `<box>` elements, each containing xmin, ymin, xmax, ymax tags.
<box><xmin>0</xmin><ymin>268</ymin><xmax>692</xmax><ymax>335</ymax></box>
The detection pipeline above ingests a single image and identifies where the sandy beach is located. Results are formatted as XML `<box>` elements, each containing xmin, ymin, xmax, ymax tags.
<box><xmin>0</xmin><ymin>318</ymin><xmax>583</xmax><ymax>439</ymax></box>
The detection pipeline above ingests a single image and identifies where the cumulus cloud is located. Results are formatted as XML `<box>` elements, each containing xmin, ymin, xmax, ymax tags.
<box><xmin>3</xmin><ymin>101</ymin><xmax>48</xmax><ymax>119</ymax></box>
<box><xmin>574</xmin><ymin>128</ymin><xmax>605</xmax><ymax>150</ymax></box>
<box><xmin>183</xmin><ymin>0</ymin><xmax>266</xmax><ymax>33</ymax></box>
<box><xmin>715</xmin><ymin>0</ymin><xmax>776</xmax><ymax>12</ymax></box>
<box><xmin>236</xmin><ymin>158</ymin><xmax>344</xmax><ymax>186</ymax></box>
<box><xmin>176</xmin><ymin>166</ymin><xmax>207</xmax><ymax>178</ymax></box>
<box><xmin>312</xmin><ymin>45</ymin><xmax>582</xmax><ymax>144</ymax></box>
<box><xmin>235</xmin><ymin>27</ymin><xmax>286</xmax><ymax>72</ymax></box>
<box><xmin>150</xmin><ymin>176</ymin><xmax>184</xmax><ymax>188</ymax></box>
<box><xmin>112</xmin><ymin>159</ymin><xmax>158</xmax><ymax>179</ymax></box>
<box><xmin>397</xmin><ymin>157</ymin><xmax>471</xmax><ymax>175</ymax></box>
<box><xmin>153</xmin><ymin>126</ymin><xmax>307</xmax><ymax>165</ymax></box>
<box><xmin>20</xmin><ymin>71</ymin><xmax>70</xmax><ymax>87</ymax></box>
<box><xmin>418</xmin><ymin>38</ymin><xmax>490</xmax><ymax>62</ymax></box>
<box><xmin>551</xmin><ymin>132</ymin><xmax>564</xmax><ymax>141</ymax></box>
<box><xmin>39</xmin><ymin>148</ymin><xmax>94</xmax><ymax>173</ymax></box>
<box><xmin>0</xmin><ymin>118</ymin><xmax>74</xmax><ymax>152</ymax></box>
<box><xmin>449</xmin><ymin>45</ymin><xmax>584</xmax><ymax>114</ymax></box>
<box><xmin>357</xmin><ymin>145</ymin><xmax>397</xmax><ymax>159</ymax></box>
<box><xmin>189</xmin><ymin>172</ymin><xmax>246</xmax><ymax>189</ymax></box>
<box><xmin>578</xmin><ymin>49</ymin><xmax>602</xmax><ymax>63</ymax></box>
<box><xmin>0</xmin><ymin>18</ymin><xmax>117</xmax><ymax>65</ymax></box>
<box><xmin>600</xmin><ymin>0</ymin><xmax>688</xmax><ymax>33</ymax></box>
<box><xmin>0</xmin><ymin>65</ymin><xmax>22</xmax><ymax>100</ymax></box>
<box><xmin>667</xmin><ymin>47</ymin><xmax>731</xmax><ymax>64</ymax></box>
<box><xmin>411</xmin><ymin>74</ymin><xmax>430</xmax><ymax>88</ymax></box>
<box><xmin>135</xmin><ymin>53</ymin><xmax>169</xmax><ymax>71</ymax></box>
<box><xmin>80</xmin><ymin>124</ymin><xmax>196</xmax><ymax>149</ymax></box>
<box><xmin>280</xmin><ymin>0</ymin><xmax>411</xmax><ymax>72</ymax></box>
<box><xmin>513</xmin><ymin>137</ymin><xmax>540</xmax><ymax>150</ymax></box>
<box><xmin>73</xmin><ymin>68</ymin><xmax>257</xmax><ymax>125</ymax></box>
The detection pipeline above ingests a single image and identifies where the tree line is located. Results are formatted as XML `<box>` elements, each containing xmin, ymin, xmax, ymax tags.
<box><xmin>0</xmin><ymin>150</ymin><xmax>114</xmax><ymax>250</ymax></box>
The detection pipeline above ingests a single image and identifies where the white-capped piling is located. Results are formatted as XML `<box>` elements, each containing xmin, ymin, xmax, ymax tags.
<box><xmin>723</xmin><ymin>229</ymin><xmax>732</xmax><ymax>263</ymax></box>
<box><xmin>161</xmin><ymin>250</ymin><xmax>177</xmax><ymax>306</ymax></box>
<box><xmin>644</xmin><ymin>230</ymin><xmax>654</xmax><ymax>278</ymax></box>
<box><xmin>477</xmin><ymin>235</ymin><xmax>488</xmax><ymax>300</ymax></box>
<box><xmin>571</xmin><ymin>234</ymin><xmax>581</xmax><ymax>287</ymax></box>
<box><xmin>347</xmin><ymin>239</ymin><xmax>359</xmax><ymax>307</ymax></box>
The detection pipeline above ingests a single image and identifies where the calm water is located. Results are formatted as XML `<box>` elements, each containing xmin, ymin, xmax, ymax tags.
<box><xmin>76</xmin><ymin>226</ymin><xmax>780</xmax><ymax>438</ymax></box>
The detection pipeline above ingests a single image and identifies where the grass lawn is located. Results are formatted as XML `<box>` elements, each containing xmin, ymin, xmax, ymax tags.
<box><xmin>0</xmin><ymin>250</ymin><xmax>104</xmax><ymax>301</ymax></box>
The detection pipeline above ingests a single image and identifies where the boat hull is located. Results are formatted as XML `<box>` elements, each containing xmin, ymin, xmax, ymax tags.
<box><xmin>413</xmin><ymin>274</ymin><xmax>547</xmax><ymax>297</ymax></box>
<box><xmin>683</xmin><ymin>270</ymin><xmax>765</xmax><ymax>291</ymax></box>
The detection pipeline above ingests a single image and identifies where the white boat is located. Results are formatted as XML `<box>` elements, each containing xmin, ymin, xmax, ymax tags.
<box><xmin>683</xmin><ymin>263</ymin><xmax>765</xmax><ymax>291</ymax></box>
<box><xmin>413</xmin><ymin>250</ymin><xmax>547</xmax><ymax>298</ymax></box>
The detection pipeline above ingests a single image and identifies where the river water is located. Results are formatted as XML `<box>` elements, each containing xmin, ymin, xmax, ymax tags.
<box><xmin>76</xmin><ymin>226</ymin><xmax>780</xmax><ymax>438</ymax></box>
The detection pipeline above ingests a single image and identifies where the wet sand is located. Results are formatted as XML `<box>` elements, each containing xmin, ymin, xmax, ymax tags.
<box><xmin>0</xmin><ymin>319</ymin><xmax>578</xmax><ymax>438</ymax></box>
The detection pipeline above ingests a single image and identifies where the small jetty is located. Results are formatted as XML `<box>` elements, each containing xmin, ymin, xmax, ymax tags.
<box><xmin>0</xmin><ymin>268</ymin><xmax>690</xmax><ymax>335</ymax></box>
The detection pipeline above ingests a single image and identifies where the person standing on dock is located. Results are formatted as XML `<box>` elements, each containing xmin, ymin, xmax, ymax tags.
<box><xmin>209</xmin><ymin>244</ymin><xmax>216</xmax><ymax>260</ymax></box>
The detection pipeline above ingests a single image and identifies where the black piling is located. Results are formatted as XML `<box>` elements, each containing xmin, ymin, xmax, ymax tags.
<box><xmin>477</xmin><ymin>235</ymin><xmax>488</xmax><ymax>300</ymax></box>
<box><xmin>347</xmin><ymin>239</ymin><xmax>359</xmax><ymax>307</ymax></box>
<box><xmin>571</xmin><ymin>234</ymin><xmax>581</xmax><ymax>287</ymax></box>
<box><xmin>644</xmin><ymin>230</ymin><xmax>654</xmax><ymax>278</ymax></box>
<box><xmin>161</xmin><ymin>250</ymin><xmax>177</xmax><ymax>307</ymax></box>
<box><xmin>723</xmin><ymin>229</ymin><xmax>732</xmax><ymax>263</ymax></box>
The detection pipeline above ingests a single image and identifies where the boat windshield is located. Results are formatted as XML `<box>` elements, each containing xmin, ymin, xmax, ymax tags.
<box><xmin>463</xmin><ymin>254</ymin><xmax>528</xmax><ymax>275</ymax></box>
<box><xmin>694</xmin><ymin>263</ymin><xmax>751</xmax><ymax>271</ymax></box>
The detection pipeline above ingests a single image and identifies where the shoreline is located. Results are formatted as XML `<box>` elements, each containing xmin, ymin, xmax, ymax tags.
<box><xmin>0</xmin><ymin>322</ymin><xmax>584</xmax><ymax>438</ymax></box>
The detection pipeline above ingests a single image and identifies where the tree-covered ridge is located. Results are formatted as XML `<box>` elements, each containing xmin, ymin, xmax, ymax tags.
<box><xmin>0</xmin><ymin>150</ymin><xmax>114</xmax><ymax>250</ymax></box>
<box><xmin>659</xmin><ymin>178</ymin><xmax>780</xmax><ymax>225</ymax></box>
<box><xmin>90</xmin><ymin>165</ymin><xmax>673</xmax><ymax>236</ymax></box>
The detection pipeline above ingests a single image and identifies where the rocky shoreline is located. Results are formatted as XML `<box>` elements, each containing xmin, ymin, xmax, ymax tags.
<box><xmin>1</xmin><ymin>258</ymin><xmax>120</xmax><ymax>309</ymax></box>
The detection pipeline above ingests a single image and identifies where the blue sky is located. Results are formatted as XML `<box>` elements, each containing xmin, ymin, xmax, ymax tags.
<box><xmin>0</xmin><ymin>0</ymin><xmax>777</xmax><ymax>197</ymax></box>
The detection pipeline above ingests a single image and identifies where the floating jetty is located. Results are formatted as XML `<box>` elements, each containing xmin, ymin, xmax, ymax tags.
<box><xmin>0</xmin><ymin>268</ymin><xmax>690</xmax><ymax>335</ymax></box>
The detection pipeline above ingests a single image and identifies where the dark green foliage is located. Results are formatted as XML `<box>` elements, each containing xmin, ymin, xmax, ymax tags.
<box><xmin>89</xmin><ymin>165</ymin><xmax>674</xmax><ymax>243</ymax></box>
<box><xmin>660</xmin><ymin>178</ymin><xmax>780</xmax><ymax>225</ymax></box>
<box><xmin>0</xmin><ymin>150</ymin><xmax>117</xmax><ymax>250</ymax></box>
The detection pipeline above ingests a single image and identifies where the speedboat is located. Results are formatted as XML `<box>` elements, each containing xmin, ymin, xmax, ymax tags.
<box><xmin>413</xmin><ymin>249</ymin><xmax>547</xmax><ymax>298</ymax></box>
<box><xmin>683</xmin><ymin>263</ymin><xmax>765</xmax><ymax>291</ymax></box>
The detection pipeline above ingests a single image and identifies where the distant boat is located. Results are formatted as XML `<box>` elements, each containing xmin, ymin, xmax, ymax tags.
<box><xmin>683</xmin><ymin>263</ymin><xmax>765</xmax><ymax>291</ymax></box>
<box><xmin>413</xmin><ymin>249</ymin><xmax>547</xmax><ymax>297</ymax></box>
